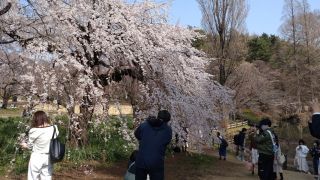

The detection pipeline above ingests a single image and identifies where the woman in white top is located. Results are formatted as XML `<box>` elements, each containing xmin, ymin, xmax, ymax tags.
<box><xmin>20</xmin><ymin>111</ymin><xmax>59</xmax><ymax>180</ymax></box>
<box><xmin>295</xmin><ymin>139</ymin><xmax>310</xmax><ymax>173</ymax></box>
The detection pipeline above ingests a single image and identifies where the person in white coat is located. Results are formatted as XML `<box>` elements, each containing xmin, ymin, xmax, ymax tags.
<box><xmin>295</xmin><ymin>139</ymin><xmax>310</xmax><ymax>173</ymax></box>
<box><xmin>273</xmin><ymin>139</ymin><xmax>284</xmax><ymax>180</ymax></box>
<box><xmin>20</xmin><ymin>111</ymin><xmax>59</xmax><ymax>180</ymax></box>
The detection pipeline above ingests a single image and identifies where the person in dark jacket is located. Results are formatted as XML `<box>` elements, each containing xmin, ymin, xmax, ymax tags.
<box><xmin>254</xmin><ymin>118</ymin><xmax>276</xmax><ymax>180</ymax></box>
<box><xmin>309</xmin><ymin>101</ymin><xmax>320</xmax><ymax>179</ymax></box>
<box><xmin>237</xmin><ymin>128</ymin><xmax>247</xmax><ymax>161</ymax></box>
<box><xmin>311</xmin><ymin>140</ymin><xmax>320</xmax><ymax>177</ymax></box>
<box><xmin>134</xmin><ymin>110</ymin><xmax>172</xmax><ymax>180</ymax></box>
<box><xmin>309</xmin><ymin>101</ymin><xmax>320</xmax><ymax>139</ymax></box>
<box><xmin>217</xmin><ymin>132</ymin><xmax>228</xmax><ymax>160</ymax></box>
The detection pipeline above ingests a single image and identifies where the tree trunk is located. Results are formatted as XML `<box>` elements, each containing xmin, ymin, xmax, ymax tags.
<box><xmin>68</xmin><ymin>97</ymin><xmax>94</xmax><ymax>147</ymax></box>
<box><xmin>1</xmin><ymin>92</ymin><xmax>10</xmax><ymax>109</ymax></box>
<box><xmin>68</xmin><ymin>115</ymin><xmax>87</xmax><ymax>147</ymax></box>
<box><xmin>219</xmin><ymin>63</ymin><xmax>226</xmax><ymax>85</ymax></box>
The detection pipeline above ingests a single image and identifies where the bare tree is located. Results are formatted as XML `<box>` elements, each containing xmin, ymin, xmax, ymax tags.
<box><xmin>281</xmin><ymin>0</ymin><xmax>320</xmax><ymax>110</ymax></box>
<box><xmin>226</xmin><ymin>61</ymin><xmax>274</xmax><ymax>111</ymax></box>
<box><xmin>297</xmin><ymin>1</ymin><xmax>320</xmax><ymax>100</ymax></box>
<box><xmin>281</xmin><ymin>0</ymin><xmax>303</xmax><ymax>113</ymax></box>
<box><xmin>282</xmin><ymin>0</ymin><xmax>299</xmax><ymax>54</ymax></box>
<box><xmin>197</xmin><ymin>0</ymin><xmax>248</xmax><ymax>85</ymax></box>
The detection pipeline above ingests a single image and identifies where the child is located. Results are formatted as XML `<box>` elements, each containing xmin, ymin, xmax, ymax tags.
<box><xmin>216</xmin><ymin>132</ymin><xmax>228</xmax><ymax>160</ymax></box>
<box><xmin>124</xmin><ymin>150</ymin><xmax>150</xmax><ymax>180</ymax></box>
<box><xmin>124</xmin><ymin>150</ymin><xmax>138</xmax><ymax>180</ymax></box>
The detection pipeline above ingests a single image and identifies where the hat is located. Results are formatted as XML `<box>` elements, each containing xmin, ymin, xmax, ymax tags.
<box><xmin>259</xmin><ymin>118</ymin><xmax>272</xmax><ymax>127</ymax></box>
<box><xmin>241</xmin><ymin>128</ymin><xmax>247</xmax><ymax>132</ymax></box>
<box><xmin>157</xmin><ymin>110</ymin><xmax>171</xmax><ymax>122</ymax></box>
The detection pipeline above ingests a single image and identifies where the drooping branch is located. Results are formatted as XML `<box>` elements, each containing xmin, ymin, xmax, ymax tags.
<box><xmin>0</xmin><ymin>29</ymin><xmax>37</xmax><ymax>45</ymax></box>
<box><xmin>0</xmin><ymin>3</ymin><xmax>11</xmax><ymax>16</ymax></box>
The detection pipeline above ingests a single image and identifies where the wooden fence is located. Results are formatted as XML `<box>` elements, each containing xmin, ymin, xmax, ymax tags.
<box><xmin>225</xmin><ymin>120</ymin><xmax>249</xmax><ymax>145</ymax></box>
<box><xmin>226</xmin><ymin>121</ymin><xmax>248</xmax><ymax>129</ymax></box>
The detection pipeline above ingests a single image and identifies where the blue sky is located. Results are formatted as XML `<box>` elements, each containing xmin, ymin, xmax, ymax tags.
<box><xmin>168</xmin><ymin>0</ymin><xmax>320</xmax><ymax>35</ymax></box>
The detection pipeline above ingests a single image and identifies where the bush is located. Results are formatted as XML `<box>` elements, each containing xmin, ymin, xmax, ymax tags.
<box><xmin>240</xmin><ymin>109</ymin><xmax>260</xmax><ymax>124</ymax></box>
<box><xmin>0</xmin><ymin>117</ymin><xmax>29</xmax><ymax>175</ymax></box>
<box><xmin>85</xmin><ymin>116</ymin><xmax>136</xmax><ymax>162</ymax></box>
<box><xmin>54</xmin><ymin>115</ymin><xmax>135</xmax><ymax>163</ymax></box>
<box><xmin>0</xmin><ymin>115</ymin><xmax>136</xmax><ymax>175</ymax></box>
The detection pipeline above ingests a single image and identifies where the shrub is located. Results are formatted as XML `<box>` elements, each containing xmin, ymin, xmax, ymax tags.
<box><xmin>0</xmin><ymin>117</ymin><xmax>29</xmax><ymax>175</ymax></box>
<box><xmin>85</xmin><ymin>116</ymin><xmax>136</xmax><ymax>162</ymax></box>
<box><xmin>240</xmin><ymin>109</ymin><xmax>260</xmax><ymax>124</ymax></box>
<box><xmin>0</xmin><ymin>115</ymin><xmax>136</xmax><ymax>175</ymax></box>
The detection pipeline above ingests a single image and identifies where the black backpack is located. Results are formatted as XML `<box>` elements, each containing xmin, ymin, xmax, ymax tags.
<box><xmin>49</xmin><ymin>126</ymin><xmax>65</xmax><ymax>163</ymax></box>
<box><xmin>220</xmin><ymin>138</ymin><xmax>229</xmax><ymax>148</ymax></box>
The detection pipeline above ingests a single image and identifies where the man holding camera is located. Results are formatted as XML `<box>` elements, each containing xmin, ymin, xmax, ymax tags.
<box><xmin>254</xmin><ymin>118</ymin><xmax>276</xmax><ymax>180</ymax></box>
<box><xmin>309</xmin><ymin>101</ymin><xmax>320</xmax><ymax>179</ymax></box>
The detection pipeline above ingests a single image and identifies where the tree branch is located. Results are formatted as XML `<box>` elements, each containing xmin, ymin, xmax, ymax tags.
<box><xmin>0</xmin><ymin>3</ymin><xmax>11</xmax><ymax>16</ymax></box>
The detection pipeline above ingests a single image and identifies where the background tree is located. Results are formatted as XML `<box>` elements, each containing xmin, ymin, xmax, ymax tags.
<box><xmin>197</xmin><ymin>0</ymin><xmax>248</xmax><ymax>85</ymax></box>
<box><xmin>297</xmin><ymin>1</ymin><xmax>320</xmax><ymax>100</ymax></box>
<box><xmin>280</xmin><ymin>0</ymin><xmax>320</xmax><ymax>113</ymax></box>
<box><xmin>281</xmin><ymin>0</ymin><xmax>303</xmax><ymax>113</ymax></box>
<box><xmin>226</xmin><ymin>61</ymin><xmax>270</xmax><ymax>110</ymax></box>
<box><xmin>247</xmin><ymin>33</ymin><xmax>279</xmax><ymax>62</ymax></box>
<box><xmin>0</xmin><ymin>48</ymin><xmax>31</xmax><ymax>109</ymax></box>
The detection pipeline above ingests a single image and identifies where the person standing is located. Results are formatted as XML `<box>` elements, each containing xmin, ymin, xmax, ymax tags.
<box><xmin>237</xmin><ymin>128</ymin><xmax>247</xmax><ymax>161</ymax></box>
<box><xmin>309</xmin><ymin>101</ymin><xmax>320</xmax><ymax>179</ymax></box>
<box><xmin>254</xmin><ymin>118</ymin><xmax>275</xmax><ymax>180</ymax></box>
<box><xmin>234</xmin><ymin>130</ymin><xmax>241</xmax><ymax>156</ymax></box>
<box><xmin>248</xmin><ymin>126</ymin><xmax>259</xmax><ymax>175</ymax></box>
<box><xmin>273</xmin><ymin>138</ymin><xmax>284</xmax><ymax>180</ymax></box>
<box><xmin>311</xmin><ymin>140</ymin><xmax>320</xmax><ymax>178</ymax></box>
<box><xmin>134</xmin><ymin>110</ymin><xmax>172</xmax><ymax>180</ymax></box>
<box><xmin>217</xmin><ymin>132</ymin><xmax>228</xmax><ymax>160</ymax></box>
<box><xmin>295</xmin><ymin>139</ymin><xmax>310</xmax><ymax>173</ymax></box>
<box><xmin>20</xmin><ymin>111</ymin><xmax>59</xmax><ymax>180</ymax></box>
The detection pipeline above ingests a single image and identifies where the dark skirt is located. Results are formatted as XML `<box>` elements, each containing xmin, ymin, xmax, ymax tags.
<box><xmin>219</xmin><ymin>146</ymin><xmax>227</xmax><ymax>157</ymax></box>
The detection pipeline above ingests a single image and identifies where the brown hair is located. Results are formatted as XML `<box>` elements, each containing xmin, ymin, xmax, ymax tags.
<box><xmin>31</xmin><ymin>111</ymin><xmax>50</xmax><ymax>128</ymax></box>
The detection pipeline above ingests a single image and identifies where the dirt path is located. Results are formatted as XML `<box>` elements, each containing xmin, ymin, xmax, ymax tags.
<box><xmin>54</xmin><ymin>150</ymin><xmax>315</xmax><ymax>180</ymax></box>
<box><xmin>203</xmin><ymin>148</ymin><xmax>314</xmax><ymax>180</ymax></box>
<box><xmin>5</xmin><ymin>148</ymin><xmax>314</xmax><ymax>180</ymax></box>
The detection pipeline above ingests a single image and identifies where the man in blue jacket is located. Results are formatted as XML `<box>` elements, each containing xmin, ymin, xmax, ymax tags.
<box><xmin>309</xmin><ymin>101</ymin><xmax>320</xmax><ymax>139</ymax></box>
<box><xmin>134</xmin><ymin>110</ymin><xmax>172</xmax><ymax>180</ymax></box>
<box><xmin>309</xmin><ymin>101</ymin><xmax>320</xmax><ymax>179</ymax></box>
